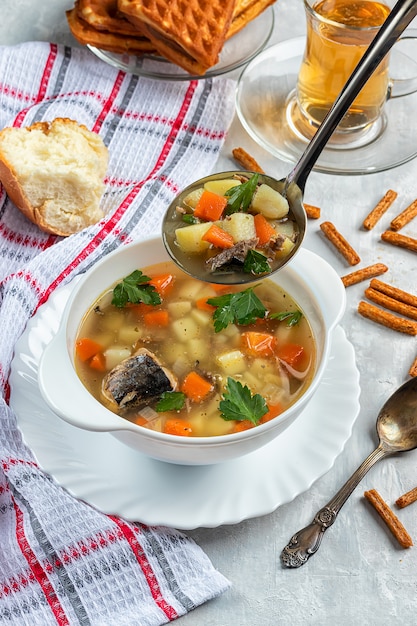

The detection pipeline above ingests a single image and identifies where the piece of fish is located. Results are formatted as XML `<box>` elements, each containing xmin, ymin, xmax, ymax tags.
<box><xmin>207</xmin><ymin>238</ymin><xmax>258</xmax><ymax>271</ymax></box>
<box><xmin>102</xmin><ymin>347</ymin><xmax>177</xmax><ymax>410</ymax></box>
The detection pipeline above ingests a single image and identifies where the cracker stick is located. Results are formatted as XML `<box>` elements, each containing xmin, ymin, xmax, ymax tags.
<box><xmin>232</xmin><ymin>147</ymin><xmax>264</xmax><ymax>173</ymax></box>
<box><xmin>365</xmin><ymin>287</ymin><xmax>417</xmax><ymax>321</ymax></box>
<box><xmin>320</xmin><ymin>221</ymin><xmax>361</xmax><ymax>265</ymax></box>
<box><xmin>381</xmin><ymin>230</ymin><xmax>417</xmax><ymax>253</ymax></box>
<box><xmin>304</xmin><ymin>203</ymin><xmax>321</xmax><ymax>219</ymax></box>
<box><xmin>341</xmin><ymin>263</ymin><xmax>388</xmax><ymax>287</ymax></box>
<box><xmin>363</xmin><ymin>189</ymin><xmax>398</xmax><ymax>230</ymax></box>
<box><xmin>370</xmin><ymin>279</ymin><xmax>417</xmax><ymax>308</ymax></box>
<box><xmin>409</xmin><ymin>356</ymin><xmax>417</xmax><ymax>377</ymax></box>
<box><xmin>390</xmin><ymin>198</ymin><xmax>417</xmax><ymax>231</ymax></box>
<box><xmin>358</xmin><ymin>301</ymin><xmax>417</xmax><ymax>335</ymax></box>
<box><xmin>396</xmin><ymin>486</ymin><xmax>417</xmax><ymax>509</ymax></box>
<box><xmin>364</xmin><ymin>489</ymin><xmax>413</xmax><ymax>548</ymax></box>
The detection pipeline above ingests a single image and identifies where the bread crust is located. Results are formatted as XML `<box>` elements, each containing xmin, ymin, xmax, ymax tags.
<box><xmin>0</xmin><ymin>118</ymin><xmax>108</xmax><ymax>237</ymax></box>
<box><xmin>0</xmin><ymin>156</ymin><xmax>40</xmax><ymax>228</ymax></box>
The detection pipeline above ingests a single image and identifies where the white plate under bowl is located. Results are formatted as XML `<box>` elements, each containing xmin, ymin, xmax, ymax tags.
<box><xmin>87</xmin><ymin>7</ymin><xmax>274</xmax><ymax>81</ymax></box>
<box><xmin>9</xmin><ymin>279</ymin><xmax>360</xmax><ymax>529</ymax></box>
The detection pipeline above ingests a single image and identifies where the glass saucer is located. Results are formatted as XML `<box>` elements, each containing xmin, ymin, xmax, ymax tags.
<box><xmin>236</xmin><ymin>37</ymin><xmax>417</xmax><ymax>175</ymax></box>
<box><xmin>87</xmin><ymin>7</ymin><xmax>274</xmax><ymax>81</ymax></box>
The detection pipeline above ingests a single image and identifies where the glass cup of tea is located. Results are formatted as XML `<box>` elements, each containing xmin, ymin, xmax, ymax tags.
<box><xmin>290</xmin><ymin>0</ymin><xmax>417</xmax><ymax>147</ymax></box>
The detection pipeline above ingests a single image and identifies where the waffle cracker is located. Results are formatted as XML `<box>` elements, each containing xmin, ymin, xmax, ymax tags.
<box><xmin>118</xmin><ymin>0</ymin><xmax>236</xmax><ymax>75</ymax></box>
<box><xmin>77</xmin><ymin>0</ymin><xmax>141</xmax><ymax>35</ymax></box>
<box><xmin>67</xmin><ymin>5</ymin><xmax>155</xmax><ymax>55</ymax></box>
<box><xmin>228</xmin><ymin>0</ymin><xmax>276</xmax><ymax>37</ymax></box>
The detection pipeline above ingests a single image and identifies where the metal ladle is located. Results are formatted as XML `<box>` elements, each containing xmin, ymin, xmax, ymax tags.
<box><xmin>162</xmin><ymin>0</ymin><xmax>417</xmax><ymax>284</ymax></box>
<box><xmin>281</xmin><ymin>376</ymin><xmax>417</xmax><ymax>568</ymax></box>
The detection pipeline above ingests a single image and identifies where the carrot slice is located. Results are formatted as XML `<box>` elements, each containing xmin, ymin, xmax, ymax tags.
<box><xmin>75</xmin><ymin>338</ymin><xmax>103</xmax><ymax>362</ymax></box>
<box><xmin>195</xmin><ymin>297</ymin><xmax>216</xmax><ymax>311</ymax></box>
<box><xmin>193</xmin><ymin>190</ymin><xmax>228</xmax><ymax>221</ymax></box>
<box><xmin>209</xmin><ymin>283</ymin><xmax>233</xmax><ymax>294</ymax></box>
<box><xmin>276</xmin><ymin>343</ymin><xmax>305</xmax><ymax>367</ymax></box>
<box><xmin>163</xmin><ymin>418</ymin><xmax>193</xmax><ymax>436</ymax></box>
<box><xmin>180</xmin><ymin>371</ymin><xmax>213</xmax><ymax>402</ymax></box>
<box><xmin>132</xmin><ymin>415</ymin><xmax>148</xmax><ymax>426</ymax></box>
<box><xmin>260</xmin><ymin>403</ymin><xmax>284</xmax><ymax>423</ymax></box>
<box><xmin>231</xmin><ymin>419</ymin><xmax>255</xmax><ymax>433</ymax></box>
<box><xmin>240</xmin><ymin>332</ymin><xmax>277</xmax><ymax>357</ymax></box>
<box><xmin>143</xmin><ymin>309</ymin><xmax>169</xmax><ymax>327</ymax></box>
<box><xmin>128</xmin><ymin>302</ymin><xmax>155</xmax><ymax>316</ymax></box>
<box><xmin>202</xmin><ymin>224</ymin><xmax>234</xmax><ymax>249</ymax></box>
<box><xmin>254</xmin><ymin>213</ymin><xmax>276</xmax><ymax>245</ymax></box>
<box><xmin>232</xmin><ymin>404</ymin><xmax>284</xmax><ymax>431</ymax></box>
<box><xmin>89</xmin><ymin>352</ymin><xmax>106</xmax><ymax>372</ymax></box>
<box><xmin>149</xmin><ymin>273</ymin><xmax>175</xmax><ymax>296</ymax></box>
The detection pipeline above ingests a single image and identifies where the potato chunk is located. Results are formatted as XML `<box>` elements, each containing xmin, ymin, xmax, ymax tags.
<box><xmin>217</xmin><ymin>350</ymin><xmax>246</xmax><ymax>375</ymax></box>
<box><xmin>251</xmin><ymin>184</ymin><xmax>289</xmax><ymax>219</ymax></box>
<box><xmin>220</xmin><ymin>212</ymin><xmax>256</xmax><ymax>242</ymax></box>
<box><xmin>275</xmin><ymin>237</ymin><xmax>296</xmax><ymax>258</ymax></box>
<box><xmin>183</xmin><ymin>188</ymin><xmax>204</xmax><ymax>209</ymax></box>
<box><xmin>204</xmin><ymin>179</ymin><xmax>241</xmax><ymax>196</ymax></box>
<box><xmin>103</xmin><ymin>347</ymin><xmax>132</xmax><ymax>370</ymax></box>
<box><xmin>171</xmin><ymin>316</ymin><xmax>200</xmax><ymax>341</ymax></box>
<box><xmin>175</xmin><ymin>222</ymin><xmax>211</xmax><ymax>253</ymax></box>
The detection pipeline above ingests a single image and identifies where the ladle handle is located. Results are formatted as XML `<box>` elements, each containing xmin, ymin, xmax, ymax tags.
<box><xmin>281</xmin><ymin>445</ymin><xmax>389</xmax><ymax>568</ymax></box>
<box><xmin>287</xmin><ymin>0</ymin><xmax>417</xmax><ymax>192</ymax></box>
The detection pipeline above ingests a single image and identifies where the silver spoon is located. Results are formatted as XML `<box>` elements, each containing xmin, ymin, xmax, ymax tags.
<box><xmin>281</xmin><ymin>376</ymin><xmax>417</xmax><ymax>568</ymax></box>
<box><xmin>162</xmin><ymin>0</ymin><xmax>417</xmax><ymax>284</ymax></box>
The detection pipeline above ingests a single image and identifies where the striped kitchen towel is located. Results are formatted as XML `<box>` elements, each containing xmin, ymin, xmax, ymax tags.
<box><xmin>0</xmin><ymin>42</ymin><xmax>235</xmax><ymax>625</ymax></box>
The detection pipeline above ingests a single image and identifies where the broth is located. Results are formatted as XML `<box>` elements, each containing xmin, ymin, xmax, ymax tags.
<box><xmin>75</xmin><ymin>261</ymin><xmax>316</xmax><ymax>437</ymax></box>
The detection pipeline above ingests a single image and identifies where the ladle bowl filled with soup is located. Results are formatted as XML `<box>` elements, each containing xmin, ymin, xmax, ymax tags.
<box><xmin>38</xmin><ymin>237</ymin><xmax>346</xmax><ymax>465</ymax></box>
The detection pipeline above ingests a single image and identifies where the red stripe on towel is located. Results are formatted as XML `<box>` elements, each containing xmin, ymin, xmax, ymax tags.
<box><xmin>92</xmin><ymin>70</ymin><xmax>125</xmax><ymax>133</ymax></box>
<box><xmin>0</xmin><ymin>222</ymin><xmax>56</xmax><ymax>250</ymax></box>
<box><xmin>110</xmin><ymin>516</ymin><xmax>178</xmax><ymax>620</ymax></box>
<box><xmin>14</xmin><ymin>43</ymin><xmax>58</xmax><ymax>128</ymax></box>
<box><xmin>14</xmin><ymin>501</ymin><xmax>70</xmax><ymax>626</ymax></box>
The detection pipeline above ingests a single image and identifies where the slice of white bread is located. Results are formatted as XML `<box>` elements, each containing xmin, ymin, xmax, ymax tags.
<box><xmin>0</xmin><ymin>117</ymin><xmax>108</xmax><ymax>236</ymax></box>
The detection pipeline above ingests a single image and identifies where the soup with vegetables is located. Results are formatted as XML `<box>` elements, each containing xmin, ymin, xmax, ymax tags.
<box><xmin>75</xmin><ymin>261</ymin><xmax>316</xmax><ymax>437</ymax></box>
<box><xmin>163</xmin><ymin>173</ymin><xmax>301</xmax><ymax>283</ymax></box>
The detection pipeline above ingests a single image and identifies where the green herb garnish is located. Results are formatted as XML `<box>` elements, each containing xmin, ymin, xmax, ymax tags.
<box><xmin>207</xmin><ymin>287</ymin><xmax>267</xmax><ymax>332</ymax></box>
<box><xmin>155</xmin><ymin>391</ymin><xmax>186</xmax><ymax>412</ymax></box>
<box><xmin>224</xmin><ymin>174</ymin><xmax>259</xmax><ymax>214</ymax></box>
<box><xmin>219</xmin><ymin>377</ymin><xmax>268</xmax><ymax>425</ymax></box>
<box><xmin>112</xmin><ymin>270</ymin><xmax>161</xmax><ymax>308</ymax></box>
<box><xmin>243</xmin><ymin>249</ymin><xmax>271</xmax><ymax>275</ymax></box>
<box><xmin>182</xmin><ymin>214</ymin><xmax>199</xmax><ymax>224</ymax></box>
<box><xmin>269</xmin><ymin>310</ymin><xmax>303</xmax><ymax>326</ymax></box>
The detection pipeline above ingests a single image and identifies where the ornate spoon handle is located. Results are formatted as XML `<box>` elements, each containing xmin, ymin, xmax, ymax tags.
<box><xmin>281</xmin><ymin>445</ymin><xmax>389</xmax><ymax>568</ymax></box>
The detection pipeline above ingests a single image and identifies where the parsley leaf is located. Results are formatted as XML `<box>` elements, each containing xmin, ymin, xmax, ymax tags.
<box><xmin>269</xmin><ymin>310</ymin><xmax>303</xmax><ymax>326</ymax></box>
<box><xmin>182</xmin><ymin>214</ymin><xmax>199</xmax><ymax>224</ymax></box>
<box><xmin>112</xmin><ymin>270</ymin><xmax>162</xmax><ymax>308</ymax></box>
<box><xmin>219</xmin><ymin>377</ymin><xmax>268</xmax><ymax>425</ymax></box>
<box><xmin>224</xmin><ymin>174</ymin><xmax>259</xmax><ymax>214</ymax></box>
<box><xmin>207</xmin><ymin>287</ymin><xmax>267</xmax><ymax>332</ymax></box>
<box><xmin>243</xmin><ymin>249</ymin><xmax>271</xmax><ymax>275</ymax></box>
<box><xmin>155</xmin><ymin>391</ymin><xmax>186</xmax><ymax>412</ymax></box>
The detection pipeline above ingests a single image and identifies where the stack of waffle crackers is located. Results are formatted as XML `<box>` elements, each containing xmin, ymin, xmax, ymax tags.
<box><xmin>66</xmin><ymin>0</ymin><xmax>276</xmax><ymax>75</ymax></box>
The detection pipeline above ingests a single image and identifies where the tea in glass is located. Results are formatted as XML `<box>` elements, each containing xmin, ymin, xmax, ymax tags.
<box><xmin>296</xmin><ymin>0</ymin><xmax>391</xmax><ymax>132</ymax></box>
